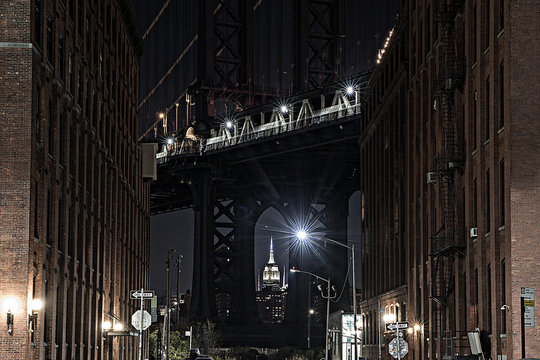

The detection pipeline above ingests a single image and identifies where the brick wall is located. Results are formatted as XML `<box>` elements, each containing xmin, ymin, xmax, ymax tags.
<box><xmin>509</xmin><ymin>0</ymin><xmax>540</xmax><ymax>358</ymax></box>
<box><xmin>0</xmin><ymin>0</ymin><xmax>32</xmax><ymax>358</ymax></box>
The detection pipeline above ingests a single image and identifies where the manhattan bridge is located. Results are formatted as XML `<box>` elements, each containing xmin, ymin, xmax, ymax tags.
<box><xmin>136</xmin><ymin>0</ymin><xmax>396</xmax><ymax>346</ymax></box>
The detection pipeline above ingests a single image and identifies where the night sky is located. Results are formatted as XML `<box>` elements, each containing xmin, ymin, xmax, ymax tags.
<box><xmin>132</xmin><ymin>0</ymin><xmax>399</xmax><ymax>300</ymax></box>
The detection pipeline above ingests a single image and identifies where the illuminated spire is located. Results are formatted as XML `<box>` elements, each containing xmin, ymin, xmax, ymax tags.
<box><xmin>268</xmin><ymin>235</ymin><xmax>275</xmax><ymax>264</ymax></box>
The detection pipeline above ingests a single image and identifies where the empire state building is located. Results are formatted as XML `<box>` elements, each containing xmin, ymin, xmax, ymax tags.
<box><xmin>256</xmin><ymin>236</ymin><xmax>287</xmax><ymax>324</ymax></box>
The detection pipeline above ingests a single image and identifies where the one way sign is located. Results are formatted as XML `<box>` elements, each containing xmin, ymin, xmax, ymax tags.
<box><xmin>386</xmin><ymin>321</ymin><xmax>409</xmax><ymax>331</ymax></box>
<box><xmin>130</xmin><ymin>289</ymin><xmax>155</xmax><ymax>300</ymax></box>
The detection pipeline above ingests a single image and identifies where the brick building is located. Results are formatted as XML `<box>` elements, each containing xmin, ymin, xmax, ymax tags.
<box><xmin>358</xmin><ymin>1</ymin><xmax>540</xmax><ymax>360</ymax></box>
<box><xmin>0</xmin><ymin>0</ymin><xmax>150</xmax><ymax>359</ymax></box>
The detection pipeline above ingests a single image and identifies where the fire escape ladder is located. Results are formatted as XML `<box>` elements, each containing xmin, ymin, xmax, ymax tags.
<box><xmin>430</xmin><ymin>0</ymin><xmax>465</xmax><ymax>314</ymax></box>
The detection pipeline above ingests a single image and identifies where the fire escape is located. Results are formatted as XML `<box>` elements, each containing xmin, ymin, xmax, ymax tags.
<box><xmin>430</xmin><ymin>0</ymin><xmax>466</xmax><ymax>311</ymax></box>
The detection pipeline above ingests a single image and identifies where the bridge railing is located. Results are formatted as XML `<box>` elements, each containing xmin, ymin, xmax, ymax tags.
<box><xmin>156</xmin><ymin>86</ymin><xmax>364</xmax><ymax>161</ymax></box>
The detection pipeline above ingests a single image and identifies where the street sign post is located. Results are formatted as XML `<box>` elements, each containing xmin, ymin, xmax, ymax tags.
<box><xmin>386</xmin><ymin>321</ymin><xmax>409</xmax><ymax>331</ymax></box>
<box><xmin>132</xmin><ymin>310</ymin><xmax>152</xmax><ymax>331</ymax></box>
<box><xmin>130</xmin><ymin>289</ymin><xmax>155</xmax><ymax>300</ymax></box>
<box><xmin>388</xmin><ymin>337</ymin><xmax>408</xmax><ymax>359</ymax></box>
<box><xmin>131</xmin><ymin>288</ymin><xmax>154</xmax><ymax>360</ymax></box>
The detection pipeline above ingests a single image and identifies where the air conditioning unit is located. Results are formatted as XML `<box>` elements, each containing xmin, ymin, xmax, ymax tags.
<box><xmin>470</xmin><ymin>227</ymin><xmax>478</xmax><ymax>238</ymax></box>
<box><xmin>427</xmin><ymin>172</ymin><xmax>437</xmax><ymax>184</ymax></box>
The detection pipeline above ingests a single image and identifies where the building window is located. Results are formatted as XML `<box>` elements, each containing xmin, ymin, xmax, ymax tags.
<box><xmin>57</xmin><ymin>196</ymin><xmax>64</xmax><ymax>252</ymax></box>
<box><xmin>473</xmin><ymin>91</ymin><xmax>478</xmax><ymax>150</ymax></box>
<box><xmin>58</xmin><ymin>32</ymin><xmax>64</xmax><ymax>81</ymax></box>
<box><xmin>46</xmin><ymin>14</ymin><xmax>53</xmax><ymax>66</ymax></box>
<box><xmin>68</xmin><ymin>0</ymin><xmax>74</xmax><ymax>21</ymax></box>
<box><xmin>473</xmin><ymin>4</ymin><xmax>477</xmax><ymax>63</ymax></box>
<box><xmin>501</xmin><ymin>259</ymin><xmax>506</xmax><ymax>333</ymax></box>
<box><xmin>33</xmin><ymin>182</ymin><xmax>39</xmax><ymax>239</ymax></box>
<box><xmin>499</xmin><ymin>62</ymin><xmax>504</xmax><ymax>128</ymax></box>
<box><xmin>473</xmin><ymin>178</ymin><xmax>478</xmax><ymax>228</ymax></box>
<box><xmin>34</xmin><ymin>0</ymin><xmax>42</xmax><ymax>49</ymax></box>
<box><xmin>46</xmin><ymin>190</ymin><xmax>52</xmax><ymax>245</ymax></box>
<box><xmin>67</xmin><ymin>50</ymin><xmax>73</xmax><ymax>93</ymax></box>
<box><xmin>499</xmin><ymin>0</ymin><xmax>504</xmax><ymax>32</ymax></box>
<box><xmin>44</xmin><ymin>279</ymin><xmax>49</xmax><ymax>344</ymax></box>
<box><xmin>78</xmin><ymin>0</ymin><xmax>83</xmax><ymax>36</ymax></box>
<box><xmin>35</xmin><ymin>86</ymin><xmax>41</xmax><ymax>142</ymax></box>
<box><xmin>487</xmin><ymin>264</ymin><xmax>492</xmax><ymax>333</ymax></box>
<box><xmin>473</xmin><ymin>268</ymin><xmax>479</xmax><ymax>327</ymax></box>
<box><xmin>48</xmin><ymin>100</ymin><xmax>55</xmax><ymax>156</ymax></box>
<box><xmin>485</xmin><ymin>0</ymin><xmax>490</xmax><ymax>49</ymax></box>
<box><xmin>59</xmin><ymin>113</ymin><xmax>66</xmax><ymax>165</ymax></box>
<box><xmin>499</xmin><ymin>159</ymin><xmax>505</xmax><ymax>226</ymax></box>
<box><xmin>485</xmin><ymin>78</ymin><xmax>490</xmax><ymax>140</ymax></box>
<box><xmin>461</xmin><ymin>272</ymin><xmax>467</xmax><ymax>330</ymax></box>
<box><xmin>485</xmin><ymin>169</ymin><xmax>491</xmax><ymax>232</ymax></box>
<box><xmin>76</xmin><ymin>66</ymin><xmax>82</xmax><ymax>104</ymax></box>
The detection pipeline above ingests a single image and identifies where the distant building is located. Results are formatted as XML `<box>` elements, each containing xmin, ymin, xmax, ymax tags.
<box><xmin>256</xmin><ymin>236</ymin><xmax>287</xmax><ymax>324</ymax></box>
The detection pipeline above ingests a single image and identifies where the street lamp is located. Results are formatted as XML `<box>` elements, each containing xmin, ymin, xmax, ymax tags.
<box><xmin>308</xmin><ymin>309</ymin><xmax>315</xmax><ymax>349</ymax></box>
<box><xmin>290</xmin><ymin>268</ymin><xmax>335</xmax><ymax>360</ymax></box>
<box><xmin>295</xmin><ymin>230</ymin><xmax>360</xmax><ymax>360</ymax></box>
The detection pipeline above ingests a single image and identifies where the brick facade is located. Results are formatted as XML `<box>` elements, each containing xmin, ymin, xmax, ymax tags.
<box><xmin>0</xmin><ymin>1</ymin><xmax>150</xmax><ymax>359</ymax></box>
<box><xmin>358</xmin><ymin>1</ymin><xmax>540</xmax><ymax>359</ymax></box>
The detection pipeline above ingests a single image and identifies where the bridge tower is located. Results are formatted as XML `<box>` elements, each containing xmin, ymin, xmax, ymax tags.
<box><xmin>167</xmin><ymin>0</ymin><xmax>350</xmax><ymax>345</ymax></box>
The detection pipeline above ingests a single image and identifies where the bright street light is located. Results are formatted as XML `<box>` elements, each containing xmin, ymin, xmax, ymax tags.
<box><xmin>280</xmin><ymin>105</ymin><xmax>288</xmax><ymax>114</ymax></box>
<box><xmin>346</xmin><ymin>86</ymin><xmax>354</xmax><ymax>95</ymax></box>
<box><xmin>166</xmin><ymin>138</ymin><xmax>173</xmax><ymax>145</ymax></box>
<box><xmin>294</xmin><ymin>231</ymin><xmax>360</xmax><ymax>360</ymax></box>
<box><xmin>290</xmin><ymin>268</ymin><xmax>333</xmax><ymax>360</ymax></box>
<box><xmin>226</xmin><ymin>120</ymin><xmax>233</xmax><ymax>129</ymax></box>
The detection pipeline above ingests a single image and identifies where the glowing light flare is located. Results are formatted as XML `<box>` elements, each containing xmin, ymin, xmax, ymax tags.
<box><xmin>2</xmin><ymin>297</ymin><xmax>21</xmax><ymax>314</ymax></box>
<box><xmin>102</xmin><ymin>320</ymin><xmax>112</xmax><ymax>330</ymax></box>
<box><xmin>407</xmin><ymin>327</ymin><xmax>413</xmax><ymax>334</ymax></box>
<box><xmin>113</xmin><ymin>323</ymin><xmax>124</xmax><ymax>331</ymax></box>
<box><xmin>30</xmin><ymin>299</ymin><xmax>43</xmax><ymax>312</ymax></box>
<box><xmin>159</xmin><ymin>113</ymin><xmax>165</xmax><ymax>119</ymax></box>
<box><xmin>383</xmin><ymin>313</ymin><xmax>396</xmax><ymax>323</ymax></box>
<box><xmin>166</xmin><ymin>138</ymin><xmax>173</xmax><ymax>145</ymax></box>
<box><xmin>280</xmin><ymin>105</ymin><xmax>288</xmax><ymax>114</ymax></box>
<box><xmin>346</xmin><ymin>86</ymin><xmax>354</xmax><ymax>95</ymax></box>
<box><xmin>226</xmin><ymin>121</ymin><xmax>233</xmax><ymax>129</ymax></box>
<box><xmin>414</xmin><ymin>324</ymin><xmax>421</xmax><ymax>332</ymax></box>
<box><xmin>296</xmin><ymin>230</ymin><xmax>308</xmax><ymax>241</ymax></box>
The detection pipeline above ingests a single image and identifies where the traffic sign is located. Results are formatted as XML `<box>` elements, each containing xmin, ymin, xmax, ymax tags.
<box><xmin>131</xmin><ymin>310</ymin><xmax>152</xmax><ymax>331</ymax></box>
<box><xmin>130</xmin><ymin>289</ymin><xmax>155</xmax><ymax>300</ymax></box>
<box><xmin>388</xmin><ymin>337</ymin><xmax>408</xmax><ymax>359</ymax></box>
<box><xmin>386</xmin><ymin>321</ymin><xmax>409</xmax><ymax>331</ymax></box>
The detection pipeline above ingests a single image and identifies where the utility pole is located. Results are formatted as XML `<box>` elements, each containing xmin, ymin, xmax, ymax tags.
<box><xmin>176</xmin><ymin>254</ymin><xmax>183</xmax><ymax>325</ymax></box>
<box><xmin>166</xmin><ymin>249</ymin><xmax>176</xmax><ymax>360</ymax></box>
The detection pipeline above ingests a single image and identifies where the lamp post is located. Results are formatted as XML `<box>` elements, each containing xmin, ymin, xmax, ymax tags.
<box><xmin>308</xmin><ymin>308</ymin><xmax>315</xmax><ymax>349</ymax></box>
<box><xmin>296</xmin><ymin>231</ymin><xmax>360</xmax><ymax>360</ymax></box>
<box><xmin>290</xmin><ymin>268</ymin><xmax>335</xmax><ymax>360</ymax></box>
<box><xmin>166</xmin><ymin>249</ymin><xmax>176</xmax><ymax>360</ymax></box>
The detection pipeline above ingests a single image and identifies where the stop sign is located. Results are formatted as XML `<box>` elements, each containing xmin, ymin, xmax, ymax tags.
<box><xmin>131</xmin><ymin>310</ymin><xmax>152</xmax><ymax>331</ymax></box>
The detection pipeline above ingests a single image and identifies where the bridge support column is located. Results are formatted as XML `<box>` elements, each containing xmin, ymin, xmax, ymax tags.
<box><xmin>191</xmin><ymin>170</ymin><xmax>216</xmax><ymax>319</ymax></box>
<box><xmin>230</xmin><ymin>195</ymin><xmax>259</xmax><ymax>325</ymax></box>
